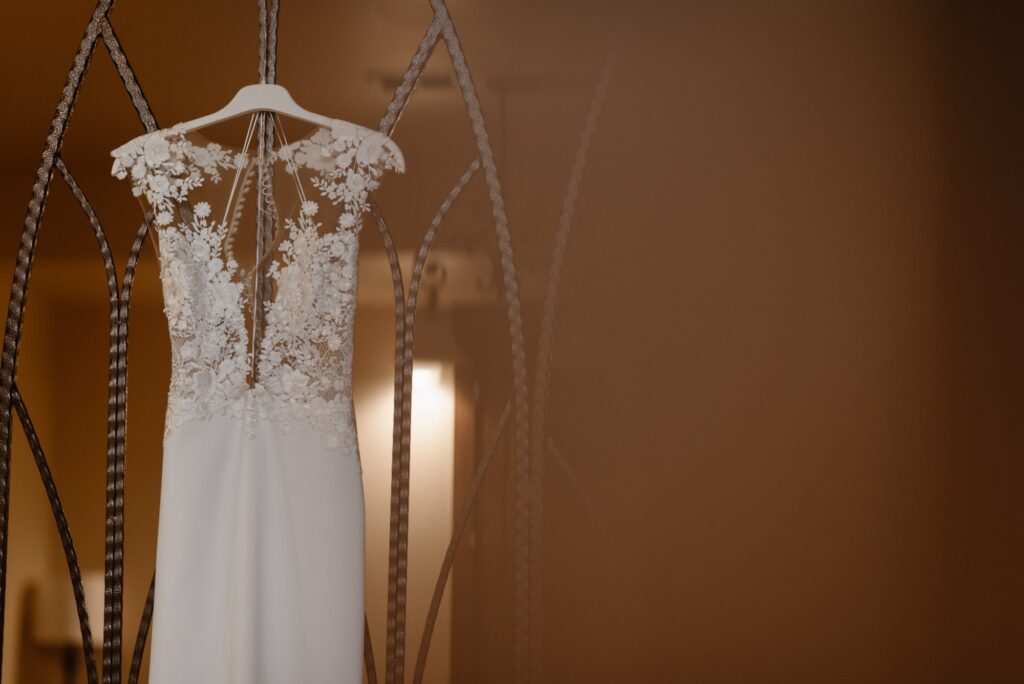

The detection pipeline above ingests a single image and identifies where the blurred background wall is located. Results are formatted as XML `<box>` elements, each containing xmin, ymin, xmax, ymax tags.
<box><xmin>0</xmin><ymin>1</ymin><xmax>1021</xmax><ymax>682</ymax></box>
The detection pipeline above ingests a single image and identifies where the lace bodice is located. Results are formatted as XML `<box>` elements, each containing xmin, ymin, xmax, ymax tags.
<box><xmin>111</xmin><ymin>117</ymin><xmax>403</xmax><ymax>447</ymax></box>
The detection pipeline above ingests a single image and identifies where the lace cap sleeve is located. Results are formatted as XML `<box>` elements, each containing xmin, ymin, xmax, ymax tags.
<box><xmin>110</xmin><ymin>126</ymin><xmax>240</xmax><ymax>227</ymax></box>
<box><xmin>284</xmin><ymin>121</ymin><xmax>404</xmax><ymax>233</ymax></box>
<box><xmin>109</xmin><ymin>133</ymin><xmax>149</xmax><ymax>194</ymax></box>
<box><xmin>109</xmin><ymin>132</ymin><xmax>169</xmax><ymax>223</ymax></box>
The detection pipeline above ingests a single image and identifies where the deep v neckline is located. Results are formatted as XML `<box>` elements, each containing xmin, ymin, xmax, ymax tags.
<box><xmin>171</xmin><ymin>114</ymin><xmax>328</xmax><ymax>384</ymax></box>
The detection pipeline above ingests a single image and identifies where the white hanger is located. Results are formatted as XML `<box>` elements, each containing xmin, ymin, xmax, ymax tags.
<box><xmin>174</xmin><ymin>83</ymin><xmax>403</xmax><ymax>165</ymax></box>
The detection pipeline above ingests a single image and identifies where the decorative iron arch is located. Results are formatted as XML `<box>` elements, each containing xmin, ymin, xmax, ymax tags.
<box><xmin>0</xmin><ymin>2</ymin><xmax>611</xmax><ymax>683</ymax></box>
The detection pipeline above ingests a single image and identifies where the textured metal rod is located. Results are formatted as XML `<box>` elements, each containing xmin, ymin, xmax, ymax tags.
<box><xmin>100</xmin><ymin>19</ymin><xmax>158</xmax><ymax>133</ymax></box>
<box><xmin>369</xmin><ymin>203</ymin><xmax>409</xmax><ymax>684</ymax></box>
<box><xmin>376</xmin><ymin>4</ymin><xmax>531</xmax><ymax>680</ymax></box>
<box><xmin>378</xmin><ymin>16</ymin><xmax>445</xmax><ymax>137</ymax></box>
<box><xmin>373</xmin><ymin>14</ymin><xmax>444</xmax><ymax>681</ymax></box>
<box><xmin>391</xmin><ymin>158</ymin><xmax>479</xmax><ymax>682</ymax></box>
<box><xmin>82</xmin><ymin>13</ymin><xmax>164</xmax><ymax>684</ymax></box>
<box><xmin>53</xmin><ymin>14</ymin><xmax>160</xmax><ymax>684</ymax></box>
<box><xmin>374</xmin><ymin>14</ymin><xmax>445</xmax><ymax>684</ymax></box>
<box><xmin>101</xmin><ymin>18</ymin><xmax>161</xmax><ymax>683</ymax></box>
<box><xmin>126</xmin><ymin>576</ymin><xmax>154</xmax><ymax>684</ymax></box>
<box><xmin>12</xmin><ymin>384</ymin><xmax>100</xmax><ymax>684</ymax></box>
<box><xmin>56</xmin><ymin>155</ymin><xmax>126</xmax><ymax>683</ymax></box>
<box><xmin>253</xmin><ymin>0</ymin><xmax>280</xmax><ymax>375</ymax></box>
<box><xmin>377</xmin><ymin>7</ymin><xmax>527</xmax><ymax>682</ymax></box>
<box><xmin>372</xmin><ymin>34</ymin><xmax>449</xmax><ymax>680</ymax></box>
<box><xmin>257</xmin><ymin>0</ymin><xmax>280</xmax><ymax>85</ymax></box>
<box><xmin>412</xmin><ymin>400</ymin><xmax>512</xmax><ymax>684</ymax></box>
<box><xmin>527</xmin><ymin>59</ymin><xmax>614</xmax><ymax>680</ymax></box>
<box><xmin>0</xmin><ymin>0</ymin><xmax>116</xmax><ymax>675</ymax></box>
<box><xmin>427</xmin><ymin>2</ymin><xmax>534</xmax><ymax>680</ymax></box>
<box><xmin>407</xmin><ymin>159</ymin><xmax>480</xmax><ymax>317</ymax></box>
<box><xmin>109</xmin><ymin>219</ymin><xmax>150</xmax><ymax>684</ymax></box>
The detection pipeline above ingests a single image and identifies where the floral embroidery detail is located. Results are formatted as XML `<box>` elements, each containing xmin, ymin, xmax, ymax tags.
<box><xmin>253</xmin><ymin>213</ymin><xmax>361</xmax><ymax>447</ymax></box>
<box><xmin>111</xmin><ymin>120</ymin><xmax>403</xmax><ymax>448</ymax></box>
<box><xmin>112</xmin><ymin>124</ymin><xmax>240</xmax><ymax>225</ymax></box>
<box><xmin>277</xmin><ymin>121</ymin><xmax>403</xmax><ymax>233</ymax></box>
<box><xmin>156</xmin><ymin>211</ymin><xmax>250</xmax><ymax>434</ymax></box>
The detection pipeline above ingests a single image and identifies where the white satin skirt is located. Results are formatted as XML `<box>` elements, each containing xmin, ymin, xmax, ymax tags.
<box><xmin>147</xmin><ymin>416</ymin><xmax>365</xmax><ymax>684</ymax></box>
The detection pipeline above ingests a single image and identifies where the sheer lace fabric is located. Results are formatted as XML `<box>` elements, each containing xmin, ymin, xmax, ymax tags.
<box><xmin>111</xmin><ymin>118</ymin><xmax>403</xmax><ymax>447</ymax></box>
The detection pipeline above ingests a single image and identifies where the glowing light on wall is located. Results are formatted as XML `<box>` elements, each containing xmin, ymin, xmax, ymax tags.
<box><xmin>358</xmin><ymin>358</ymin><xmax>455</xmax><ymax>684</ymax></box>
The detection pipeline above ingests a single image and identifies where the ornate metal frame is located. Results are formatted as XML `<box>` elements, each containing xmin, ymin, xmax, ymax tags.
<box><xmin>0</xmin><ymin>1</ymin><xmax>610</xmax><ymax>682</ymax></box>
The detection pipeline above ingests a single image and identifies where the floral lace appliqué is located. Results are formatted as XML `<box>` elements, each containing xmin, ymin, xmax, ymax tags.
<box><xmin>111</xmin><ymin>120</ymin><xmax>403</xmax><ymax>448</ymax></box>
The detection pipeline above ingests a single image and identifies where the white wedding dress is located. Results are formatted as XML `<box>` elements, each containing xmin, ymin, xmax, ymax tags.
<box><xmin>111</xmin><ymin>113</ymin><xmax>403</xmax><ymax>683</ymax></box>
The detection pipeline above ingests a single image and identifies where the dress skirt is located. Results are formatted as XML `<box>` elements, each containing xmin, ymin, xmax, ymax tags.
<box><xmin>146</xmin><ymin>416</ymin><xmax>365</xmax><ymax>684</ymax></box>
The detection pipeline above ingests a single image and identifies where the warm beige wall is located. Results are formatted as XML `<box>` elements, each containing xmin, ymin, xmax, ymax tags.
<box><xmin>3</xmin><ymin>285</ymin><xmax>65</xmax><ymax>684</ymax></box>
<box><xmin>1</xmin><ymin>260</ymin><xmax>166</xmax><ymax>684</ymax></box>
